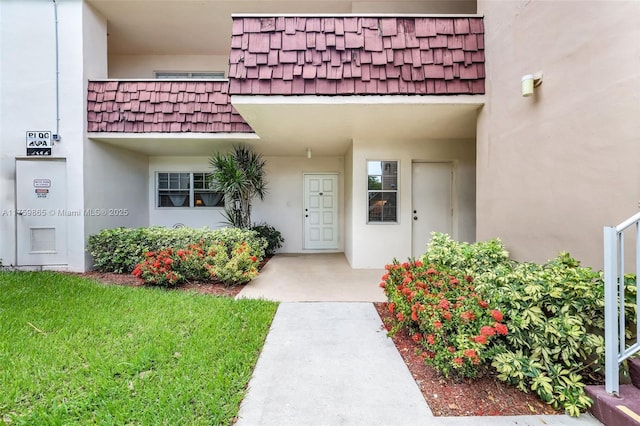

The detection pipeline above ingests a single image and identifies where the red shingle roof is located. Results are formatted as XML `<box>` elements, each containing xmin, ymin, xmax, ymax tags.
<box><xmin>87</xmin><ymin>81</ymin><xmax>253</xmax><ymax>133</ymax></box>
<box><xmin>228</xmin><ymin>16</ymin><xmax>485</xmax><ymax>96</ymax></box>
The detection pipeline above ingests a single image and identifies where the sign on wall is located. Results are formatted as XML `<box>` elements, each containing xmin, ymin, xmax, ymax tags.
<box><xmin>26</xmin><ymin>131</ymin><xmax>52</xmax><ymax>156</ymax></box>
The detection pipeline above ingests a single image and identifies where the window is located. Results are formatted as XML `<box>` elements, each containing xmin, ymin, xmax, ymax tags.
<box><xmin>157</xmin><ymin>172</ymin><xmax>224</xmax><ymax>208</ymax></box>
<box><xmin>367</xmin><ymin>160</ymin><xmax>398</xmax><ymax>223</ymax></box>
<box><xmin>155</xmin><ymin>71</ymin><xmax>226</xmax><ymax>80</ymax></box>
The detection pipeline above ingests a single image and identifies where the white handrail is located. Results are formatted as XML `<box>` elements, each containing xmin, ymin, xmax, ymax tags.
<box><xmin>604</xmin><ymin>213</ymin><xmax>640</xmax><ymax>395</ymax></box>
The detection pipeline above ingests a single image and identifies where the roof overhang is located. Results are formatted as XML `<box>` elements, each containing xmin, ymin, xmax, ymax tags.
<box><xmin>231</xmin><ymin>95</ymin><xmax>484</xmax><ymax>156</ymax></box>
<box><xmin>87</xmin><ymin>132</ymin><xmax>259</xmax><ymax>156</ymax></box>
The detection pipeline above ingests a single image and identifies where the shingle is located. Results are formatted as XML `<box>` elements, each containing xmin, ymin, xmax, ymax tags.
<box><xmin>380</xmin><ymin>18</ymin><xmax>397</xmax><ymax>36</ymax></box>
<box><xmin>454</xmin><ymin>19</ymin><xmax>470</xmax><ymax>35</ymax></box>
<box><xmin>248</xmin><ymin>33</ymin><xmax>271</xmax><ymax>53</ymax></box>
<box><xmin>364</xmin><ymin>28</ymin><xmax>383</xmax><ymax>52</ymax></box>
<box><xmin>345</xmin><ymin>31</ymin><xmax>364</xmax><ymax>49</ymax></box>
<box><xmin>463</xmin><ymin>34</ymin><xmax>478</xmax><ymax>51</ymax></box>
<box><xmin>306</xmin><ymin>17</ymin><xmax>321</xmax><ymax>32</ymax></box>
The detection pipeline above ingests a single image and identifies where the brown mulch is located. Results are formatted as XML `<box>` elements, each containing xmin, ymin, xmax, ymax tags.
<box><xmin>76</xmin><ymin>271</ymin><xmax>245</xmax><ymax>297</ymax></box>
<box><xmin>374</xmin><ymin>302</ymin><xmax>561</xmax><ymax>417</ymax></box>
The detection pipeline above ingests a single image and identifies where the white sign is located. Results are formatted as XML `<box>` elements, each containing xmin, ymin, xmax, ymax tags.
<box><xmin>33</xmin><ymin>179</ymin><xmax>51</xmax><ymax>188</ymax></box>
<box><xmin>26</xmin><ymin>131</ymin><xmax>52</xmax><ymax>156</ymax></box>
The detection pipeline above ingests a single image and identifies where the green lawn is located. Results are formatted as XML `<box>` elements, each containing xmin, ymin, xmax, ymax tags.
<box><xmin>0</xmin><ymin>271</ymin><xmax>278</xmax><ymax>425</ymax></box>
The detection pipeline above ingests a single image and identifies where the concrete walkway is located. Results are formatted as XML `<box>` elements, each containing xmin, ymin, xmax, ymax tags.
<box><xmin>236</xmin><ymin>253</ymin><xmax>386</xmax><ymax>302</ymax></box>
<box><xmin>235</xmin><ymin>254</ymin><xmax>602</xmax><ymax>426</ymax></box>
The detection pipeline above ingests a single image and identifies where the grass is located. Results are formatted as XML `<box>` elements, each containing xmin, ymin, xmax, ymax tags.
<box><xmin>0</xmin><ymin>271</ymin><xmax>278</xmax><ymax>425</ymax></box>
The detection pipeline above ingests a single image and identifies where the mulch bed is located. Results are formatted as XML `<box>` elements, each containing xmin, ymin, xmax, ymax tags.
<box><xmin>374</xmin><ymin>302</ymin><xmax>561</xmax><ymax>417</ymax></box>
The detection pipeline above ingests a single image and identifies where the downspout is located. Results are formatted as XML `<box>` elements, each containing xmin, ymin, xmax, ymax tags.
<box><xmin>52</xmin><ymin>0</ymin><xmax>61</xmax><ymax>141</ymax></box>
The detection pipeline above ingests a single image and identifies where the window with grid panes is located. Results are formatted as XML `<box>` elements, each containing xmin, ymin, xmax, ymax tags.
<box><xmin>157</xmin><ymin>172</ymin><xmax>224</xmax><ymax>208</ymax></box>
<box><xmin>367</xmin><ymin>161</ymin><xmax>398</xmax><ymax>223</ymax></box>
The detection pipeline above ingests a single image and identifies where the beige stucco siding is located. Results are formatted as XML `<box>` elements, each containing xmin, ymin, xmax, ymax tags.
<box><xmin>477</xmin><ymin>0</ymin><xmax>640</xmax><ymax>268</ymax></box>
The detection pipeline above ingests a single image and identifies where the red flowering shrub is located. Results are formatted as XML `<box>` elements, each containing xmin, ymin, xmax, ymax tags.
<box><xmin>132</xmin><ymin>241</ymin><xmax>261</xmax><ymax>287</ymax></box>
<box><xmin>380</xmin><ymin>259</ymin><xmax>508</xmax><ymax>378</ymax></box>
<box><xmin>132</xmin><ymin>248</ymin><xmax>183</xmax><ymax>286</ymax></box>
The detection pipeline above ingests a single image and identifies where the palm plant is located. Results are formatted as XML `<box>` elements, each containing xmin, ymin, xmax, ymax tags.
<box><xmin>208</xmin><ymin>145</ymin><xmax>267</xmax><ymax>229</ymax></box>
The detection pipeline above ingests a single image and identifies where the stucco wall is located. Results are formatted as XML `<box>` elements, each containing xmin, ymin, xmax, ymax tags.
<box><xmin>349</xmin><ymin>138</ymin><xmax>476</xmax><ymax>268</ymax></box>
<box><xmin>0</xmin><ymin>0</ymin><xmax>93</xmax><ymax>270</ymax></box>
<box><xmin>148</xmin><ymin>155</ymin><xmax>345</xmax><ymax>254</ymax></box>
<box><xmin>477</xmin><ymin>0</ymin><xmax>640</xmax><ymax>268</ymax></box>
<box><xmin>252</xmin><ymin>156</ymin><xmax>345</xmax><ymax>253</ymax></box>
<box><xmin>108</xmin><ymin>54</ymin><xmax>230</xmax><ymax>78</ymax></box>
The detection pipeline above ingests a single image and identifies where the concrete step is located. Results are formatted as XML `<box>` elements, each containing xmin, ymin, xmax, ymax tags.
<box><xmin>586</xmin><ymin>384</ymin><xmax>640</xmax><ymax>425</ymax></box>
<box><xmin>629</xmin><ymin>358</ymin><xmax>640</xmax><ymax>389</ymax></box>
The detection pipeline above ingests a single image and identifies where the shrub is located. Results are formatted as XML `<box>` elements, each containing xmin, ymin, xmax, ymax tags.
<box><xmin>251</xmin><ymin>223</ymin><xmax>284</xmax><ymax>256</ymax></box>
<box><xmin>477</xmin><ymin>253</ymin><xmax>607</xmax><ymax>417</ymax></box>
<box><xmin>418</xmin><ymin>233</ymin><xmax>638</xmax><ymax>417</ymax></box>
<box><xmin>88</xmin><ymin>226</ymin><xmax>266</xmax><ymax>273</ymax></box>
<box><xmin>132</xmin><ymin>241</ymin><xmax>260</xmax><ymax>287</ymax></box>
<box><xmin>380</xmin><ymin>259</ymin><xmax>508</xmax><ymax>379</ymax></box>
<box><xmin>204</xmin><ymin>242</ymin><xmax>259</xmax><ymax>286</ymax></box>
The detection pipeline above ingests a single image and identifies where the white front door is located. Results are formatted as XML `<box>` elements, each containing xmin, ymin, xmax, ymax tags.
<box><xmin>16</xmin><ymin>158</ymin><xmax>68</xmax><ymax>266</ymax></box>
<box><xmin>304</xmin><ymin>173</ymin><xmax>339</xmax><ymax>250</ymax></box>
<box><xmin>412</xmin><ymin>162</ymin><xmax>453</xmax><ymax>257</ymax></box>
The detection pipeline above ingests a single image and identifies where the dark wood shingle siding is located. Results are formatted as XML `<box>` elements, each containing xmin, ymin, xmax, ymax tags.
<box><xmin>87</xmin><ymin>80</ymin><xmax>253</xmax><ymax>133</ymax></box>
<box><xmin>228</xmin><ymin>16</ymin><xmax>485</xmax><ymax>96</ymax></box>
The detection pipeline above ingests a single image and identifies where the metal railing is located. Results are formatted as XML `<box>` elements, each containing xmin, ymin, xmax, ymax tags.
<box><xmin>604</xmin><ymin>211</ymin><xmax>640</xmax><ymax>395</ymax></box>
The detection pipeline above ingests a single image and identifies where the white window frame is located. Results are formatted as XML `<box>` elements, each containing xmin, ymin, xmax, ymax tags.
<box><xmin>156</xmin><ymin>172</ymin><xmax>224</xmax><ymax>209</ymax></box>
<box><xmin>366</xmin><ymin>160</ymin><xmax>399</xmax><ymax>224</ymax></box>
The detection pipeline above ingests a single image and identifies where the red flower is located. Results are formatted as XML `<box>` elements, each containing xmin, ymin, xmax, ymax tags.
<box><xmin>480</xmin><ymin>326</ymin><xmax>496</xmax><ymax>336</ymax></box>
<box><xmin>251</xmin><ymin>256</ymin><xmax>257</xmax><ymax>262</ymax></box>
<box><xmin>396</xmin><ymin>312</ymin><xmax>405</xmax><ymax>321</ymax></box>
<box><xmin>388</xmin><ymin>302</ymin><xmax>396</xmax><ymax>313</ymax></box>
<box><xmin>434</xmin><ymin>321</ymin><xmax>443</xmax><ymax>329</ymax></box>
<box><xmin>453</xmin><ymin>357</ymin><xmax>463</xmax><ymax>365</ymax></box>
<box><xmin>412</xmin><ymin>333</ymin><xmax>421</xmax><ymax>343</ymax></box>
<box><xmin>442</xmin><ymin>311</ymin><xmax>453</xmax><ymax>321</ymax></box>
<box><xmin>426</xmin><ymin>334</ymin><xmax>436</xmax><ymax>345</ymax></box>
<box><xmin>463</xmin><ymin>349</ymin><xmax>477</xmax><ymax>359</ymax></box>
<box><xmin>379</xmin><ymin>282</ymin><xmax>386</xmax><ymax>288</ymax></box>
<box><xmin>449</xmin><ymin>277</ymin><xmax>459</xmax><ymax>286</ymax></box>
<box><xmin>414</xmin><ymin>260</ymin><xmax>423</xmax><ymax>267</ymax></box>
<box><xmin>478</xmin><ymin>300</ymin><xmax>489</xmax><ymax>309</ymax></box>
<box><xmin>494</xmin><ymin>322</ymin><xmax>508</xmax><ymax>335</ymax></box>
<box><xmin>438</xmin><ymin>299</ymin><xmax>450</xmax><ymax>310</ymax></box>
<box><xmin>411</xmin><ymin>310</ymin><xmax>419</xmax><ymax>321</ymax></box>
<box><xmin>474</xmin><ymin>335</ymin><xmax>488</xmax><ymax>345</ymax></box>
<box><xmin>448</xmin><ymin>346</ymin><xmax>455</xmax><ymax>353</ymax></box>
<box><xmin>490</xmin><ymin>310</ymin><xmax>504</xmax><ymax>322</ymax></box>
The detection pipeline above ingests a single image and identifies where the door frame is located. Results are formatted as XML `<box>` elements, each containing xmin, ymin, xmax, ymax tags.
<box><xmin>303</xmin><ymin>172</ymin><xmax>340</xmax><ymax>250</ymax></box>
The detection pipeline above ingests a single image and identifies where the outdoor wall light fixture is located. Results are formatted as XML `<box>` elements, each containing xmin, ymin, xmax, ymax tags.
<box><xmin>522</xmin><ymin>72</ymin><xmax>543</xmax><ymax>97</ymax></box>
<box><xmin>307</xmin><ymin>148</ymin><xmax>312</xmax><ymax>159</ymax></box>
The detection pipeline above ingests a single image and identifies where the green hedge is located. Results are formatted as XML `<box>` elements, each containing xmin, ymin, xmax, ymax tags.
<box><xmin>88</xmin><ymin>226</ymin><xmax>267</xmax><ymax>274</ymax></box>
